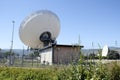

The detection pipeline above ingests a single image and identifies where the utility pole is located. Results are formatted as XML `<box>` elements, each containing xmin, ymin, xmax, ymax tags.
<box><xmin>9</xmin><ymin>21</ymin><xmax>15</xmax><ymax>65</ymax></box>
<box><xmin>21</xmin><ymin>46</ymin><xmax>24</xmax><ymax>66</ymax></box>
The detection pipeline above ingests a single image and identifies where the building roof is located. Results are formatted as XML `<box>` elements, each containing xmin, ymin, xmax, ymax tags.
<box><xmin>38</xmin><ymin>44</ymin><xmax>84</xmax><ymax>52</ymax></box>
<box><xmin>55</xmin><ymin>44</ymin><xmax>84</xmax><ymax>48</ymax></box>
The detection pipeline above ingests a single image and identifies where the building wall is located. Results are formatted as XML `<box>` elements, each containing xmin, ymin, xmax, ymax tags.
<box><xmin>40</xmin><ymin>48</ymin><xmax>52</xmax><ymax>65</ymax></box>
<box><xmin>53</xmin><ymin>46</ymin><xmax>80</xmax><ymax>64</ymax></box>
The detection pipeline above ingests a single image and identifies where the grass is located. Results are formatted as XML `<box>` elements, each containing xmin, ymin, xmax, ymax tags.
<box><xmin>0</xmin><ymin>60</ymin><xmax>120</xmax><ymax>80</ymax></box>
<box><xmin>0</xmin><ymin>61</ymin><xmax>120</xmax><ymax>80</ymax></box>
<box><xmin>0</xmin><ymin>47</ymin><xmax>120</xmax><ymax>80</ymax></box>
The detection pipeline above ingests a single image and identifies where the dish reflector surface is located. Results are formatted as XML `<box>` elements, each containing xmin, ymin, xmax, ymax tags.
<box><xmin>19</xmin><ymin>10</ymin><xmax>60</xmax><ymax>48</ymax></box>
<box><xmin>102</xmin><ymin>45</ymin><xmax>108</xmax><ymax>56</ymax></box>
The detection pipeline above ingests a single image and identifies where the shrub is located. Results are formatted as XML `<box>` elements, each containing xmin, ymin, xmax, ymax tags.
<box><xmin>109</xmin><ymin>62</ymin><xmax>120</xmax><ymax>80</ymax></box>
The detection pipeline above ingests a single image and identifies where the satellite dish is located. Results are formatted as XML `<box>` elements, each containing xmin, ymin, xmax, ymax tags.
<box><xmin>19</xmin><ymin>10</ymin><xmax>60</xmax><ymax>48</ymax></box>
<box><xmin>102</xmin><ymin>45</ymin><xmax>108</xmax><ymax>56</ymax></box>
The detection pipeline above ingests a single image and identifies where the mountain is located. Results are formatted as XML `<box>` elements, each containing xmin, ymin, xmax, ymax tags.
<box><xmin>1</xmin><ymin>47</ymin><xmax>120</xmax><ymax>57</ymax></box>
<box><xmin>0</xmin><ymin>49</ymin><xmax>32</xmax><ymax>56</ymax></box>
<box><xmin>81</xmin><ymin>49</ymin><xmax>100</xmax><ymax>56</ymax></box>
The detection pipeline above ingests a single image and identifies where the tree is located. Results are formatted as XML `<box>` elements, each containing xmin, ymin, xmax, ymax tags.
<box><xmin>0</xmin><ymin>48</ymin><xmax>2</xmax><ymax>57</ymax></box>
<box><xmin>4</xmin><ymin>51</ymin><xmax>10</xmax><ymax>58</ymax></box>
<box><xmin>107</xmin><ymin>50</ymin><xmax>119</xmax><ymax>59</ymax></box>
<box><xmin>28</xmin><ymin>50</ymin><xmax>40</xmax><ymax>67</ymax></box>
<box><xmin>3</xmin><ymin>51</ymin><xmax>16</xmax><ymax>65</ymax></box>
<box><xmin>28</xmin><ymin>52</ymin><xmax>34</xmax><ymax>66</ymax></box>
<box><xmin>89</xmin><ymin>53</ymin><xmax>95</xmax><ymax>59</ymax></box>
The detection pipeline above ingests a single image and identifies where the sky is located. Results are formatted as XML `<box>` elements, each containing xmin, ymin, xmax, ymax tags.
<box><xmin>0</xmin><ymin>0</ymin><xmax>120</xmax><ymax>49</ymax></box>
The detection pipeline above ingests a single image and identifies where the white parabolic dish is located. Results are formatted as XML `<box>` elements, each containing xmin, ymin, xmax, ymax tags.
<box><xmin>102</xmin><ymin>45</ymin><xmax>108</xmax><ymax>56</ymax></box>
<box><xmin>19</xmin><ymin>10</ymin><xmax>60</xmax><ymax>48</ymax></box>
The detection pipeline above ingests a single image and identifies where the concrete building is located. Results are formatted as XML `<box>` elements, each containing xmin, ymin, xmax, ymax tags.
<box><xmin>39</xmin><ymin>44</ymin><xmax>83</xmax><ymax>65</ymax></box>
